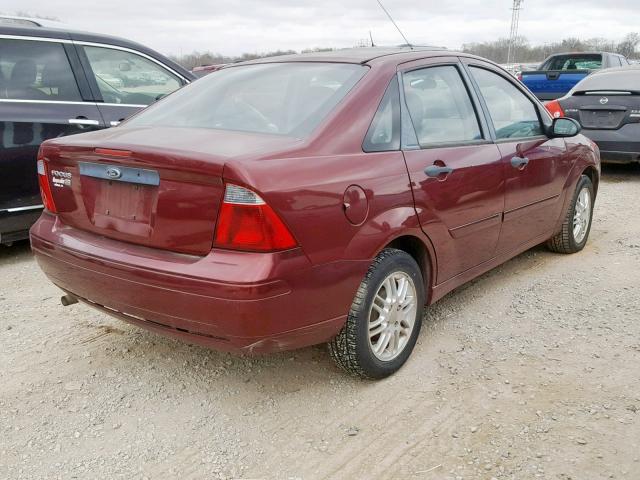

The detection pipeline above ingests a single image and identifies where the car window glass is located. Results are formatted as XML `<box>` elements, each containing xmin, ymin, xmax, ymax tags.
<box><xmin>363</xmin><ymin>76</ymin><xmax>400</xmax><ymax>152</ymax></box>
<box><xmin>126</xmin><ymin>63</ymin><xmax>367</xmax><ymax>138</ymax></box>
<box><xmin>83</xmin><ymin>46</ymin><xmax>181</xmax><ymax>106</ymax></box>
<box><xmin>0</xmin><ymin>38</ymin><xmax>81</xmax><ymax>101</ymax></box>
<box><xmin>543</xmin><ymin>54</ymin><xmax>602</xmax><ymax>70</ymax></box>
<box><xmin>402</xmin><ymin>65</ymin><xmax>482</xmax><ymax>146</ymax></box>
<box><xmin>470</xmin><ymin>67</ymin><xmax>543</xmax><ymax>140</ymax></box>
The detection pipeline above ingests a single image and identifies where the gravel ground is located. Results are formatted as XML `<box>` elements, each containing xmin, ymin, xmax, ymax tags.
<box><xmin>1</xmin><ymin>164</ymin><xmax>639</xmax><ymax>480</ymax></box>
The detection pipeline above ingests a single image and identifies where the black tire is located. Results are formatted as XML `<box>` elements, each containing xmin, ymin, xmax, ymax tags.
<box><xmin>328</xmin><ymin>248</ymin><xmax>425</xmax><ymax>379</ymax></box>
<box><xmin>547</xmin><ymin>174</ymin><xmax>594</xmax><ymax>254</ymax></box>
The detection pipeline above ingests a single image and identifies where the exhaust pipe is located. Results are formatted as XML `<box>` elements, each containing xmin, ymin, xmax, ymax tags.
<box><xmin>60</xmin><ymin>294</ymin><xmax>79</xmax><ymax>307</ymax></box>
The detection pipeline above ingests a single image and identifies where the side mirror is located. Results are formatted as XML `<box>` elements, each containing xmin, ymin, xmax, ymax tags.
<box><xmin>550</xmin><ymin>117</ymin><xmax>581</xmax><ymax>138</ymax></box>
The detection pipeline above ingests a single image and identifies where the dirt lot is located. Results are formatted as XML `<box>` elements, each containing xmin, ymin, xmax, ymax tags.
<box><xmin>1</xmin><ymin>165</ymin><xmax>639</xmax><ymax>480</ymax></box>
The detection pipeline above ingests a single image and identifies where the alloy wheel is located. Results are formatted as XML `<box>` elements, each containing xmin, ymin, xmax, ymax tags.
<box><xmin>368</xmin><ymin>272</ymin><xmax>418</xmax><ymax>361</ymax></box>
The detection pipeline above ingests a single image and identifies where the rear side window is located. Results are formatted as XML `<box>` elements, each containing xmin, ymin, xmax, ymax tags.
<box><xmin>402</xmin><ymin>65</ymin><xmax>482</xmax><ymax>146</ymax></box>
<box><xmin>83</xmin><ymin>46</ymin><xmax>182</xmax><ymax>106</ymax></box>
<box><xmin>0</xmin><ymin>38</ymin><xmax>81</xmax><ymax>101</ymax></box>
<box><xmin>363</xmin><ymin>76</ymin><xmax>400</xmax><ymax>152</ymax></box>
<box><xmin>543</xmin><ymin>54</ymin><xmax>602</xmax><ymax>70</ymax></box>
<box><xmin>470</xmin><ymin>67</ymin><xmax>543</xmax><ymax>140</ymax></box>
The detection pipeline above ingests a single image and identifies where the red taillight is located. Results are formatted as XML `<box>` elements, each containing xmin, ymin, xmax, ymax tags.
<box><xmin>517</xmin><ymin>73</ymin><xmax>523</xmax><ymax>81</ymax></box>
<box><xmin>545</xmin><ymin>100</ymin><xmax>565</xmax><ymax>119</ymax></box>
<box><xmin>37</xmin><ymin>155</ymin><xmax>57</xmax><ymax>213</ymax></box>
<box><xmin>214</xmin><ymin>184</ymin><xmax>297</xmax><ymax>252</ymax></box>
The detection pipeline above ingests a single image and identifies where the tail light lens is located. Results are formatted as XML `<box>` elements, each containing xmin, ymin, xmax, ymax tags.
<box><xmin>37</xmin><ymin>155</ymin><xmax>57</xmax><ymax>213</ymax></box>
<box><xmin>517</xmin><ymin>73</ymin><xmax>523</xmax><ymax>81</ymax></box>
<box><xmin>545</xmin><ymin>100</ymin><xmax>565</xmax><ymax>119</ymax></box>
<box><xmin>214</xmin><ymin>184</ymin><xmax>297</xmax><ymax>252</ymax></box>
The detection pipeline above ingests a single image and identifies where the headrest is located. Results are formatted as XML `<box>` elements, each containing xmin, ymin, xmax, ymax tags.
<box><xmin>10</xmin><ymin>59</ymin><xmax>38</xmax><ymax>85</ymax></box>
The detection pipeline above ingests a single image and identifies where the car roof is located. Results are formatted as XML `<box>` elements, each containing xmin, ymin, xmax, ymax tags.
<box><xmin>240</xmin><ymin>46</ymin><xmax>450</xmax><ymax>66</ymax></box>
<box><xmin>546</xmin><ymin>51</ymin><xmax>622</xmax><ymax>57</ymax></box>
<box><xmin>0</xmin><ymin>24</ymin><xmax>194</xmax><ymax>80</ymax></box>
<box><xmin>0</xmin><ymin>15</ymin><xmax>64</xmax><ymax>28</ymax></box>
<box><xmin>591</xmin><ymin>64</ymin><xmax>640</xmax><ymax>74</ymax></box>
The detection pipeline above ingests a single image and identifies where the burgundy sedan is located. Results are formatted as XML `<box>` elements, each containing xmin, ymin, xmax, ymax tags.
<box><xmin>30</xmin><ymin>47</ymin><xmax>599</xmax><ymax>378</ymax></box>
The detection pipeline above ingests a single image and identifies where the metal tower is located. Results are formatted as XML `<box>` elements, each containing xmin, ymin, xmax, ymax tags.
<box><xmin>507</xmin><ymin>0</ymin><xmax>524</xmax><ymax>65</ymax></box>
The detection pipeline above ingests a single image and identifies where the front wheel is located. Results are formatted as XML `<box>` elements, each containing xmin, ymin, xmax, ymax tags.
<box><xmin>547</xmin><ymin>174</ymin><xmax>594</xmax><ymax>254</ymax></box>
<box><xmin>329</xmin><ymin>248</ymin><xmax>425</xmax><ymax>379</ymax></box>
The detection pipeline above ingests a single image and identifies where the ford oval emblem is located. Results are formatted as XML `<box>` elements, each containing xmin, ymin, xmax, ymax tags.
<box><xmin>600</xmin><ymin>97</ymin><xmax>609</xmax><ymax>105</ymax></box>
<box><xmin>106</xmin><ymin>167</ymin><xmax>122</xmax><ymax>179</ymax></box>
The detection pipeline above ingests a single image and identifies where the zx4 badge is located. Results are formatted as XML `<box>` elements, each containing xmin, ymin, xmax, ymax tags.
<box><xmin>51</xmin><ymin>170</ymin><xmax>72</xmax><ymax>188</ymax></box>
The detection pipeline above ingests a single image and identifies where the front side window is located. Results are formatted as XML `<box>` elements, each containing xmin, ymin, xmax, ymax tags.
<box><xmin>126</xmin><ymin>63</ymin><xmax>367</xmax><ymax>138</ymax></box>
<box><xmin>402</xmin><ymin>65</ymin><xmax>482</xmax><ymax>146</ymax></box>
<box><xmin>470</xmin><ymin>67</ymin><xmax>543</xmax><ymax>140</ymax></box>
<box><xmin>0</xmin><ymin>39</ymin><xmax>81</xmax><ymax>101</ymax></box>
<box><xmin>83</xmin><ymin>46</ymin><xmax>182</xmax><ymax>106</ymax></box>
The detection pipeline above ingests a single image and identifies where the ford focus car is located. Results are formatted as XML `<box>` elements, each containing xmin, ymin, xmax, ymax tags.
<box><xmin>30</xmin><ymin>47</ymin><xmax>600</xmax><ymax>378</ymax></box>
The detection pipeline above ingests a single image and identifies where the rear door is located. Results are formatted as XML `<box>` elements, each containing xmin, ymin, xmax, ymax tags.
<box><xmin>75</xmin><ymin>42</ymin><xmax>187</xmax><ymax>126</ymax></box>
<box><xmin>464</xmin><ymin>60</ymin><xmax>570</xmax><ymax>252</ymax></box>
<box><xmin>399</xmin><ymin>57</ymin><xmax>504</xmax><ymax>284</ymax></box>
<box><xmin>0</xmin><ymin>36</ymin><xmax>103</xmax><ymax>214</ymax></box>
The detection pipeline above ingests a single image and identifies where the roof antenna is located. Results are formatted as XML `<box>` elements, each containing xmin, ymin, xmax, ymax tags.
<box><xmin>375</xmin><ymin>0</ymin><xmax>413</xmax><ymax>49</ymax></box>
<box><xmin>369</xmin><ymin>30</ymin><xmax>375</xmax><ymax>47</ymax></box>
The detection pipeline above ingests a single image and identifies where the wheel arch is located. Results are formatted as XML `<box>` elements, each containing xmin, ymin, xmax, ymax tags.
<box><xmin>382</xmin><ymin>234</ymin><xmax>436</xmax><ymax>304</ymax></box>
<box><xmin>581</xmin><ymin>165</ymin><xmax>599</xmax><ymax>197</ymax></box>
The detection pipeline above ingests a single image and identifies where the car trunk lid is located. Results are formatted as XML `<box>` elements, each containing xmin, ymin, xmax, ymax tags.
<box><xmin>40</xmin><ymin>126</ymin><xmax>301</xmax><ymax>255</ymax></box>
<box><xmin>561</xmin><ymin>92</ymin><xmax>640</xmax><ymax>130</ymax></box>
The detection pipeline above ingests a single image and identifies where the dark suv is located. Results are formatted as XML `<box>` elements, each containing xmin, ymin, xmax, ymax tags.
<box><xmin>0</xmin><ymin>22</ymin><xmax>194</xmax><ymax>244</ymax></box>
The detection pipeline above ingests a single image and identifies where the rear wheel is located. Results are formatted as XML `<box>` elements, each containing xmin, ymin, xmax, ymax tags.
<box><xmin>547</xmin><ymin>175</ymin><xmax>594</xmax><ymax>253</ymax></box>
<box><xmin>329</xmin><ymin>248</ymin><xmax>425</xmax><ymax>379</ymax></box>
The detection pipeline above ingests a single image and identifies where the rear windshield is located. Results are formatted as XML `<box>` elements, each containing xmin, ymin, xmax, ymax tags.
<box><xmin>542</xmin><ymin>54</ymin><xmax>603</xmax><ymax>71</ymax></box>
<box><xmin>571</xmin><ymin>67</ymin><xmax>640</xmax><ymax>94</ymax></box>
<box><xmin>126</xmin><ymin>62</ymin><xmax>367</xmax><ymax>138</ymax></box>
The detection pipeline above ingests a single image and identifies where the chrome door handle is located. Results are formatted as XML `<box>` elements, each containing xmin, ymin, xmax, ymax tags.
<box><xmin>424</xmin><ymin>165</ymin><xmax>454</xmax><ymax>177</ymax></box>
<box><xmin>511</xmin><ymin>156</ymin><xmax>529</xmax><ymax>168</ymax></box>
<box><xmin>68</xmin><ymin>118</ymin><xmax>100</xmax><ymax>126</ymax></box>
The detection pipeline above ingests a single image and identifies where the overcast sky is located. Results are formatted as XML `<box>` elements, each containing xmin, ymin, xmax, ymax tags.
<box><xmin>3</xmin><ymin>1</ymin><xmax>639</xmax><ymax>56</ymax></box>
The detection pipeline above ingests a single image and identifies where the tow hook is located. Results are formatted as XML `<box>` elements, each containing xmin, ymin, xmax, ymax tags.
<box><xmin>60</xmin><ymin>294</ymin><xmax>79</xmax><ymax>307</ymax></box>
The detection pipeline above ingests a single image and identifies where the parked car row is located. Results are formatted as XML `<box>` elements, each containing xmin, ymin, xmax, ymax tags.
<box><xmin>544</xmin><ymin>65</ymin><xmax>640</xmax><ymax>164</ymax></box>
<box><xmin>29</xmin><ymin>46</ymin><xmax>598</xmax><ymax>378</ymax></box>
<box><xmin>509</xmin><ymin>50</ymin><xmax>639</xmax><ymax>164</ymax></box>
<box><xmin>0</xmin><ymin>22</ymin><xmax>194</xmax><ymax>244</ymax></box>
<box><xmin>0</xmin><ymin>18</ymin><xmax>604</xmax><ymax>378</ymax></box>
<box><xmin>521</xmin><ymin>51</ymin><xmax>631</xmax><ymax>100</ymax></box>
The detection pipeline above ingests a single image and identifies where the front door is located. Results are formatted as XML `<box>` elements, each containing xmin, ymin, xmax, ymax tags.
<box><xmin>399</xmin><ymin>60</ymin><xmax>504</xmax><ymax>284</ymax></box>
<box><xmin>465</xmin><ymin>63</ymin><xmax>571</xmax><ymax>251</ymax></box>
<box><xmin>0</xmin><ymin>37</ymin><xmax>103</xmax><ymax>214</ymax></box>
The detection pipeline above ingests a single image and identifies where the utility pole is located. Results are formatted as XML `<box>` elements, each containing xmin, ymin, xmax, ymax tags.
<box><xmin>507</xmin><ymin>0</ymin><xmax>523</xmax><ymax>65</ymax></box>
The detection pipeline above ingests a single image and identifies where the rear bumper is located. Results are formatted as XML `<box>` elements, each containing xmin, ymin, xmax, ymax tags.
<box><xmin>0</xmin><ymin>207</ymin><xmax>43</xmax><ymax>244</ymax></box>
<box><xmin>582</xmin><ymin>124</ymin><xmax>640</xmax><ymax>163</ymax></box>
<box><xmin>30</xmin><ymin>212</ymin><xmax>368</xmax><ymax>354</ymax></box>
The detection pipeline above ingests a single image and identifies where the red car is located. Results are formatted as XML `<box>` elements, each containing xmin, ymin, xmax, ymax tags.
<box><xmin>30</xmin><ymin>47</ymin><xmax>599</xmax><ymax>378</ymax></box>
